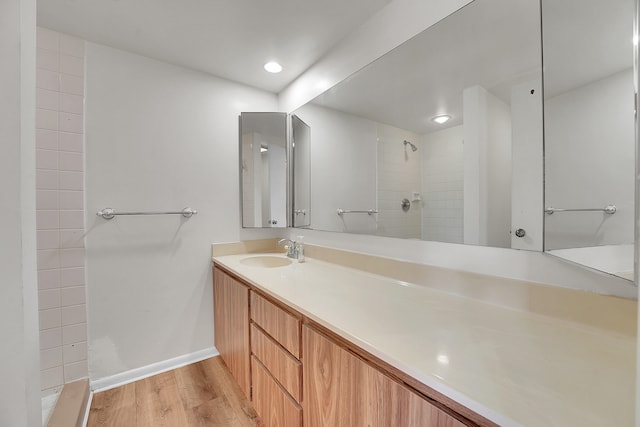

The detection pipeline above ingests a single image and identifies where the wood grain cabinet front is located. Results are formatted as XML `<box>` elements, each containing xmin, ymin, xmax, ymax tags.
<box><xmin>212</xmin><ymin>267</ymin><xmax>251</xmax><ymax>399</ymax></box>
<box><xmin>251</xmin><ymin>323</ymin><xmax>302</xmax><ymax>402</ymax></box>
<box><xmin>250</xmin><ymin>292</ymin><xmax>301</xmax><ymax>358</ymax></box>
<box><xmin>249</xmin><ymin>290</ymin><xmax>304</xmax><ymax>423</ymax></box>
<box><xmin>303</xmin><ymin>324</ymin><xmax>468</xmax><ymax>427</ymax></box>
<box><xmin>252</xmin><ymin>355</ymin><xmax>302</xmax><ymax>427</ymax></box>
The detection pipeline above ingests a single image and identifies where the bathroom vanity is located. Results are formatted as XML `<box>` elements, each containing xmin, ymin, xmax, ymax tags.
<box><xmin>213</xmin><ymin>264</ymin><xmax>474</xmax><ymax>426</ymax></box>
<box><xmin>211</xmin><ymin>241</ymin><xmax>636</xmax><ymax>427</ymax></box>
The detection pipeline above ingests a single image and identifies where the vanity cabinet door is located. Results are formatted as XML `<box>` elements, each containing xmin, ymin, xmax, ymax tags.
<box><xmin>303</xmin><ymin>325</ymin><xmax>468</xmax><ymax>427</ymax></box>
<box><xmin>213</xmin><ymin>267</ymin><xmax>251</xmax><ymax>398</ymax></box>
<box><xmin>384</xmin><ymin>381</ymin><xmax>467</xmax><ymax>427</ymax></box>
<box><xmin>303</xmin><ymin>325</ymin><xmax>385</xmax><ymax>426</ymax></box>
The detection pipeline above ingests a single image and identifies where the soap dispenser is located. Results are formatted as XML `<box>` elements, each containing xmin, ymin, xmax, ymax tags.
<box><xmin>296</xmin><ymin>235</ymin><xmax>305</xmax><ymax>263</ymax></box>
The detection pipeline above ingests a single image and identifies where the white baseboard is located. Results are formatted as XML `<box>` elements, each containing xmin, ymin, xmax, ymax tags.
<box><xmin>81</xmin><ymin>392</ymin><xmax>93</xmax><ymax>427</ymax></box>
<box><xmin>90</xmin><ymin>347</ymin><xmax>219</xmax><ymax>393</ymax></box>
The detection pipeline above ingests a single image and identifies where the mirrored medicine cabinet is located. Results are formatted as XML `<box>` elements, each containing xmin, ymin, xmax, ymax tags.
<box><xmin>240</xmin><ymin>112</ymin><xmax>287</xmax><ymax>228</ymax></box>
<box><xmin>240</xmin><ymin>112</ymin><xmax>311</xmax><ymax>229</ymax></box>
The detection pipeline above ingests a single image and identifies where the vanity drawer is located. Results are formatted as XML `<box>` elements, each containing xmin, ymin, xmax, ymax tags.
<box><xmin>252</xmin><ymin>355</ymin><xmax>302</xmax><ymax>427</ymax></box>
<box><xmin>251</xmin><ymin>292</ymin><xmax>301</xmax><ymax>358</ymax></box>
<box><xmin>251</xmin><ymin>323</ymin><xmax>302</xmax><ymax>402</ymax></box>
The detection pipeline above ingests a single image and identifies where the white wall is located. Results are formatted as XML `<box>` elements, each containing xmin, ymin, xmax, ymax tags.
<box><xmin>376</xmin><ymin>123</ymin><xmax>422</xmax><ymax>239</ymax></box>
<box><xmin>420</xmin><ymin>125</ymin><xmax>464</xmax><ymax>243</ymax></box>
<box><xmin>84</xmin><ymin>43</ymin><xmax>279</xmax><ymax>381</ymax></box>
<box><xmin>463</xmin><ymin>85</ymin><xmax>512</xmax><ymax>248</ymax></box>
<box><xmin>0</xmin><ymin>0</ymin><xmax>41</xmax><ymax>425</ymax></box>
<box><xmin>545</xmin><ymin>69</ymin><xmax>634</xmax><ymax>250</ymax></box>
<box><xmin>293</xmin><ymin>103</ymin><xmax>377</xmax><ymax>234</ymax></box>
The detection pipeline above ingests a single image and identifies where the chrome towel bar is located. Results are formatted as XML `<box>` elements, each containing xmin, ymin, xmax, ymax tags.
<box><xmin>337</xmin><ymin>208</ymin><xmax>378</xmax><ymax>216</ymax></box>
<box><xmin>96</xmin><ymin>207</ymin><xmax>198</xmax><ymax>220</ymax></box>
<box><xmin>544</xmin><ymin>205</ymin><xmax>616</xmax><ymax>215</ymax></box>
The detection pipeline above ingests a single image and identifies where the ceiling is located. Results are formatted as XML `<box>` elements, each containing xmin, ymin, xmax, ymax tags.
<box><xmin>38</xmin><ymin>0</ymin><xmax>633</xmax><ymax>130</ymax></box>
<box><xmin>37</xmin><ymin>0</ymin><xmax>391</xmax><ymax>93</ymax></box>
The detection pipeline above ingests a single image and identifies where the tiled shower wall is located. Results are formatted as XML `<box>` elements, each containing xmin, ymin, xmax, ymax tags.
<box><xmin>36</xmin><ymin>27</ymin><xmax>88</xmax><ymax>396</ymax></box>
<box><xmin>420</xmin><ymin>125</ymin><xmax>464</xmax><ymax>244</ymax></box>
<box><xmin>376</xmin><ymin>123</ymin><xmax>422</xmax><ymax>239</ymax></box>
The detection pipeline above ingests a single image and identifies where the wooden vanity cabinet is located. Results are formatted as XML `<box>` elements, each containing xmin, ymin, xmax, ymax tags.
<box><xmin>213</xmin><ymin>267</ymin><xmax>251</xmax><ymax>398</ymax></box>
<box><xmin>213</xmin><ymin>265</ymin><xmax>486</xmax><ymax>427</ymax></box>
<box><xmin>303</xmin><ymin>325</ymin><xmax>467</xmax><ymax>427</ymax></box>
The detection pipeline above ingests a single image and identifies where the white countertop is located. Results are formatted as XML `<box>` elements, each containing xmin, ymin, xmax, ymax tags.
<box><xmin>212</xmin><ymin>252</ymin><xmax>636</xmax><ymax>427</ymax></box>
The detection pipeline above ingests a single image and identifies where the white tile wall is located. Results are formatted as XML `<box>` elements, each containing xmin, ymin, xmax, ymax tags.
<box><xmin>59</xmin><ymin>190</ymin><xmax>83</xmax><ymax>209</ymax></box>
<box><xmin>62</xmin><ymin>323</ymin><xmax>87</xmax><ymax>345</ymax></box>
<box><xmin>59</xmin><ymin>211</ymin><xmax>83</xmax><ymax>229</ymax></box>
<box><xmin>376</xmin><ymin>123</ymin><xmax>422</xmax><ymax>239</ymax></box>
<box><xmin>36</xmin><ymin>27</ymin><xmax>88</xmax><ymax>393</ymax></box>
<box><xmin>41</xmin><ymin>366</ymin><xmax>64</xmax><ymax>390</ymax></box>
<box><xmin>37</xmin><ymin>129</ymin><xmax>59</xmax><ymax>150</ymax></box>
<box><xmin>421</xmin><ymin>125</ymin><xmax>464</xmax><ymax>243</ymax></box>
<box><xmin>40</xmin><ymin>348</ymin><xmax>63</xmax><ymax>371</ymax></box>
<box><xmin>39</xmin><ymin>308</ymin><xmax>61</xmax><ymax>330</ymax></box>
<box><xmin>63</xmin><ymin>360</ymin><xmax>88</xmax><ymax>383</ymax></box>
<box><xmin>59</xmin><ymin>132</ymin><xmax>83</xmax><ymax>152</ymax></box>
<box><xmin>61</xmin><ymin>305</ymin><xmax>87</xmax><ymax>326</ymax></box>
<box><xmin>36</xmin><ymin>109</ymin><xmax>59</xmax><ymax>130</ymax></box>
<box><xmin>60</xmin><ymin>94</ymin><xmax>83</xmax><ymax>115</ymax></box>
<box><xmin>38</xmin><ymin>269</ymin><xmax>61</xmax><ymax>290</ymax></box>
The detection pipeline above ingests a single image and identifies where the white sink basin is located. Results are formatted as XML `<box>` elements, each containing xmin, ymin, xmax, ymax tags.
<box><xmin>240</xmin><ymin>255</ymin><xmax>292</xmax><ymax>268</ymax></box>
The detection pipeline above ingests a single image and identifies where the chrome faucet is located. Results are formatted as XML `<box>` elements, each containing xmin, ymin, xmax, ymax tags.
<box><xmin>278</xmin><ymin>238</ymin><xmax>305</xmax><ymax>262</ymax></box>
<box><xmin>278</xmin><ymin>238</ymin><xmax>298</xmax><ymax>259</ymax></box>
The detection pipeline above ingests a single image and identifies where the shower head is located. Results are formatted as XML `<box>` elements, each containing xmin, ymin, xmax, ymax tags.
<box><xmin>403</xmin><ymin>140</ymin><xmax>418</xmax><ymax>152</ymax></box>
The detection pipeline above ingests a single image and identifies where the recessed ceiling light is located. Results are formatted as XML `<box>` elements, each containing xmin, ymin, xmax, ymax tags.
<box><xmin>264</xmin><ymin>61</ymin><xmax>282</xmax><ymax>73</ymax></box>
<box><xmin>432</xmin><ymin>114</ymin><xmax>451</xmax><ymax>124</ymax></box>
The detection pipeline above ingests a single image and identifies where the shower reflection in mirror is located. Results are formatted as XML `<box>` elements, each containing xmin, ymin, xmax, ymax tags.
<box><xmin>291</xmin><ymin>0</ymin><xmax>543</xmax><ymax>251</ymax></box>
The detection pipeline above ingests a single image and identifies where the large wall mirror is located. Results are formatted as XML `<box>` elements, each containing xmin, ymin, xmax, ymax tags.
<box><xmin>291</xmin><ymin>0</ymin><xmax>544</xmax><ymax>250</ymax></box>
<box><xmin>240</xmin><ymin>112</ymin><xmax>287</xmax><ymax>228</ymax></box>
<box><xmin>542</xmin><ymin>0</ymin><xmax>636</xmax><ymax>281</ymax></box>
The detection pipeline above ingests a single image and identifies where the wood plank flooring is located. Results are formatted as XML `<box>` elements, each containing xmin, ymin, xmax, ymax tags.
<box><xmin>87</xmin><ymin>356</ymin><xmax>262</xmax><ymax>427</ymax></box>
